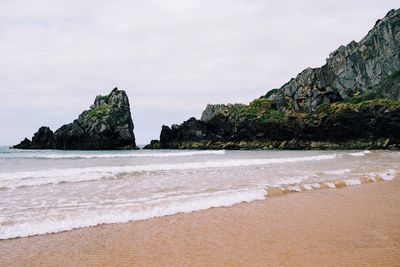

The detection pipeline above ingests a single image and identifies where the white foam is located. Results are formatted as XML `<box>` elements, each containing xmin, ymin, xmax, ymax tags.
<box><xmin>302</xmin><ymin>184</ymin><xmax>313</xmax><ymax>190</ymax></box>
<box><xmin>0</xmin><ymin>154</ymin><xmax>337</xmax><ymax>189</ymax></box>
<box><xmin>349</xmin><ymin>150</ymin><xmax>371</xmax><ymax>157</ymax></box>
<box><xmin>325</xmin><ymin>182</ymin><xmax>336</xmax><ymax>188</ymax></box>
<box><xmin>287</xmin><ymin>185</ymin><xmax>302</xmax><ymax>192</ymax></box>
<box><xmin>310</xmin><ymin>183</ymin><xmax>321</xmax><ymax>189</ymax></box>
<box><xmin>4</xmin><ymin>150</ymin><xmax>226</xmax><ymax>159</ymax></box>
<box><xmin>374</xmin><ymin>169</ymin><xmax>397</xmax><ymax>181</ymax></box>
<box><xmin>323</xmin><ymin>169</ymin><xmax>351</xmax><ymax>175</ymax></box>
<box><xmin>0</xmin><ymin>188</ymin><xmax>266</xmax><ymax>240</ymax></box>
<box><xmin>344</xmin><ymin>179</ymin><xmax>362</xmax><ymax>186</ymax></box>
<box><xmin>301</xmin><ymin>183</ymin><xmax>320</xmax><ymax>190</ymax></box>
<box><xmin>364</xmin><ymin>169</ymin><xmax>397</xmax><ymax>182</ymax></box>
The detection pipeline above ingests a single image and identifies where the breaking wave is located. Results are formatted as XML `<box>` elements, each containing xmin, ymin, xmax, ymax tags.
<box><xmin>0</xmin><ymin>187</ymin><xmax>266</xmax><ymax>240</ymax></box>
<box><xmin>2</xmin><ymin>150</ymin><xmax>226</xmax><ymax>159</ymax></box>
<box><xmin>348</xmin><ymin>150</ymin><xmax>371</xmax><ymax>157</ymax></box>
<box><xmin>1</xmin><ymin>168</ymin><xmax>397</xmax><ymax>240</ymax></box>
<box><xmin>0</xmin><ymin>154</ymin><xmax>337</xmax><ymax>189</ymax></box>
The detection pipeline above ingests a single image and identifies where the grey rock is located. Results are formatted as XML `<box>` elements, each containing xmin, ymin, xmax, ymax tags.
<box><xmin>143</xmin><ymin>140</ymin><xmax>160</xmax><ymax>149</ymax></box>
<box><xmin>279</xmin><ymin>9</ymin><xmax>400</xmax><ymax>111</ymax></box>
<box><xmin>13</xmin><ymin>88</ymin><xmax>138</xmax><ymax>150</ymax></box>
<box><xmin>13</xmin><ymin>127</ymin><xmax>55</xmax><ymax>149</ymax></box>
<box><xmin>200</xmin><ymin>103</ymin><xmax>245</xmax><ymax>122</ymax></box>
<box><xmin>54</xmin><ymin>88</ymin><xmax>137</xmax><ymax>150</ymax></box>
<box><xmin>143</xmin><ymin>9</ymin><xmax>400</xmax><ymax>150</ymax></box>
<box><xmin>12</xmin><ymin>138</ymin><xmax>32</xmax><ymax>149</ymax></box>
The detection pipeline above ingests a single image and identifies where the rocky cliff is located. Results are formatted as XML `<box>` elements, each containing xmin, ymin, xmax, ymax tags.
<box><xmin>13</xmin><ymin>88</ymin><xmax>138</xmax><ymax>150</ymax></box>
<box><xmin>145</xmin><ymin>98</ymin><xmax>400</xmax><ymax>150</ymax></box>
<box><xmin>269</xmin><ymin>8</ymin><xmax>400</xmax><ymax>112</ymax></box>
<box><xmin>145</xmin><ymin>9</ymin><xmax>400</xmax><ymax>150</ymax></box>
<box><xmin>200</xmin><ymin>104</ymin><xmax>245</xmax><ymax>122</ymax></box>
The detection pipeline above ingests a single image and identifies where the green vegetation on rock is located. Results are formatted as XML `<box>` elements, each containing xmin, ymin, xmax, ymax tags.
<box><xmin>238</xmin><ymin>98</ymin><xmax>275</xmax><ymax>115</ymax></box>
<box><xmin>320</xmin><ymin>98</ymin><xmax>400</xmax><ymax>113</ymax></box>
<box><xmin>87</xmin><ymin>105</ymin><xmax>109</xmax><ymax>120</ymax></box>
<box><xmin>259</xmin><ymin>109</ymin><xmax>285</xmax><ymax>123</ymax></box>
<box><xmin>13</xmin><ymin>88</ymin><xmax>137</xmax><ymax>150</ymax></box>
<box><xmin>343</xmin><ymin>92</ymin><xmax>379</xmax><ymax>104</ymax></box>
<box><xmin>97</xmin><ymin>94</ymin><xmax>110</xmax><ymax>104</ymax></box>
<box><xmin>145</xmin><ymin>9</ymin><xmax>400</xmax><ymax>150</ymax></box>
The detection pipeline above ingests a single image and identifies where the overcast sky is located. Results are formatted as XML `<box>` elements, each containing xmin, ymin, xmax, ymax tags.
<box><xmin>0</xmin><ymin>0</ymin><xmax>398</xmax><ymax>145</ymax></box>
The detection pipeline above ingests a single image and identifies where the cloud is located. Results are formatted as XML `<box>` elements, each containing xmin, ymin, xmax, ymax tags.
<box><xmin>0</xmin><ymin>0</ymin><xmax>398</xmax><ymax>145</ymax></box>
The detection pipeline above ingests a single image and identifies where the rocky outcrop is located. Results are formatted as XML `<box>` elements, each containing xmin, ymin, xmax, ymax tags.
<box><xmin>145</xmin><ymin>9</ymin><xmax>400</xmax><ymax>150</ymax></box>
<box><xmin>200</xmin><ymin>104</ymin><xmax>245</xmax><ymax>122</ymax></box>
<box><xmin>267</xmin><ymin>9</ymin><xmax>400</xmax><ymax>112</ymax></box>
<box><xmin>12</xmin><ymin>138</ymin><xmax>32</xmax><ymax>149</ymax></box>
<box><xmin>13</xmin><ymin>88</ymin><xmax>138</xmax><ymax>150</ymax></box>
<box><xmin>13</xmin><ymin>126</ymin><xmax>56</xmax><ymax>149</ymax></box>
<box><xmin>31</xmin><ymin>127</ymin><xmax>56</xmax><ymax>149</ymax></box>
<box><xmin>53</xmin><ymin>88</ymin><xmax>137</xmax><ymax>150</ymax></box>
<box><xmin>144</xmin><ymin>99</ymin><xmax>400</xmax><ymax>150</ymax></box>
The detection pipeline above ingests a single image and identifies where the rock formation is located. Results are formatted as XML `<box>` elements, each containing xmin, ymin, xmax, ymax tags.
<box><xmin>144</xmin><ymin>98</ymin><xmax>400</xmax><ymax>150</ymax></box>
<box><xmin>13</xmin><ymin>88</ymin><xmax>138</xmax><ymax>150</ymax></box>
<box><xmin>13</xmin><ymin>127</ymin><xmax>56</xmax><ymax>149</ymax></box>
<box><xmin>200</xmin><ymin>104</ymin><xmax>245</xmax><ymax>122</ymax></box>
<box><xmin>145</xmin><ymin>9</ymin><xmax>400</xmax><ymax>150</ymax></box>
<box><xmin>268</xmin><ymin>8</ymin><xmax>400</xmax><ymax>112</ymax></box>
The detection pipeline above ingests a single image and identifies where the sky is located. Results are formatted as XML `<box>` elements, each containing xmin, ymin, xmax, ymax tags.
<box><xmin>0</xmin><ymin>0</ymin><xmax>398</xmax><ymax>145</ymax></box>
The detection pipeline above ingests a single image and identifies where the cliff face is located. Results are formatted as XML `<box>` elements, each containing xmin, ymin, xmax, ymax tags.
<box><xmin>145</xmin><ymin>98</ymin><xmax>400</xmax><ymax>150</ymax></box>
<box><xmin>145</xmin><ymin>9</ymin><xmax>400</xmax><ymax>150</ymax></box>
<box><xmin>269</xmin><ymin>9</ymin><xmax>400</xmax><ymax>112</ymax></box>
<box><xmin>200</xmin><ymin>104</ymin><xmax>245</xmax><ymax>122</ymax></box>
<box><xmin>13</xmin><ymin>88</ymin><xmax>138</xmax><ymax>150</ymax></box>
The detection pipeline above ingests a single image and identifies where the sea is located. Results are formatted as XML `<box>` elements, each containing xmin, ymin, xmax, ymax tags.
<box><xmin>0</xmin><ymin>146</ymin><xmax>398</xmax><ymax>240</ymax></box>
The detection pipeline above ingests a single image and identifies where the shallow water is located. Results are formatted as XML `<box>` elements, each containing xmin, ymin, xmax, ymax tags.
<box><xmin>0</xmin><ymin>146</ymin><xmax>398</xmax><ymax>239</ymax></box>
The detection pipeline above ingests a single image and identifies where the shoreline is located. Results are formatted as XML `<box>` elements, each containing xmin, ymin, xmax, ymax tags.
<box><xmin>1</xmin><ymin>177</ymin><xmax>400</xmax><ymax>266</ymax></box>
<box><xmin>143</xmin><ymin>139</ymin><xmax>400</xmax><ymax>150</ymax></box>
<box><xmin>0</xmin><ymin>166</ymin><xmax>395</xmax><ymax>240</ymax></box>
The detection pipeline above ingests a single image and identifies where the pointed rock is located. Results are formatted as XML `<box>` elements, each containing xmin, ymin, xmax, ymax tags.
<box><xmin>13</xmin><ymin>88</ymin><xmax>138</xmax><ymax>150</ymax></box>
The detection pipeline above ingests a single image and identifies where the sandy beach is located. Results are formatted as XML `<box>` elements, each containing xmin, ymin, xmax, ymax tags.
<box><xmin>1</xmin><ymin>178</ymin><xmax>400</xmax><ymax>267</ymax></box>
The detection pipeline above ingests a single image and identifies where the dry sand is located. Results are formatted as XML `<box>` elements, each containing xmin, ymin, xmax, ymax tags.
<box><xmin>1</xmin><ymin>178</ymin><xmax>400</xmax><ymax>267</ymax></box>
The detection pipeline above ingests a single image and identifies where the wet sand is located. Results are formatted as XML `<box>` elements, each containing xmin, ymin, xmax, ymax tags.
<box><xmin>1</xmin><ymin>178</ymin><xmax>400</xmax><ymax>267</ymax></box>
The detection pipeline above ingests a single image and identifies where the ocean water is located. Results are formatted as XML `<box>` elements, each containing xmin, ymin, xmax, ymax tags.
<box><xmin>0</xmin><ymin>146</ymin><xmax>398</xmax><ymax>240</ymax></box>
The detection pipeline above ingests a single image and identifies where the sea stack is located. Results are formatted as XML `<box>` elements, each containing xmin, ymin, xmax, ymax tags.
<box><xmin>13</xmin><ymin>88</ymin><xmax>138</xmax><ymax>150</ymax></box>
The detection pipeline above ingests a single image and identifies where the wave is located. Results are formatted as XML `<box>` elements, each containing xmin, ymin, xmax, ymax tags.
<box><xmin>322</xmin><ymin>169</ymin><xmax>351</xmax><ymax>175</ymax></box>
<box><xmin>0</xmin><ymin>188</ymin><xmax>266</xmax><ymax>240</ymax></box>
<box><xmin>2</xmin><ymin>150</ymin><xmax>226</xmax><ymax>159</ymax></box>
<box><xmin>265</xmin><ymin>170</ymin><xmax>397</xmax><ymax>196</ymax></box>
<box><xmin>1</xmin><ymin>168</ymin><xmax>397</xmax><ymax>240</ymax></box>
<box><xmin>0</xmin><ymin>154</ymin><xmax>337</xmax><ymax>189</ymax></box>
<box><xmin>348</xmin><ymin>150</ymin><xmax>371</xmax><ymax>157</ymax></box>
<box><xmin>369</xmin><ymin>169</ymin><xmax>397</xmax><ymax>181</ymax></box>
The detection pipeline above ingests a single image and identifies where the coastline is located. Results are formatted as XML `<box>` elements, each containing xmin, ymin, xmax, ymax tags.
<box><xmin>1</xmin><ymin>177</ymin><xmax>400</xmax><ymax>266</ymax></box>
<box><xmin>1</xmin><ymin>6</ymin><xmax>399</xmax><ymax>267</ymax></box>
<box><xmin>143</xmin><ymin>139</ymin><xmax>400</xmax><ymax>150</ymax></box>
